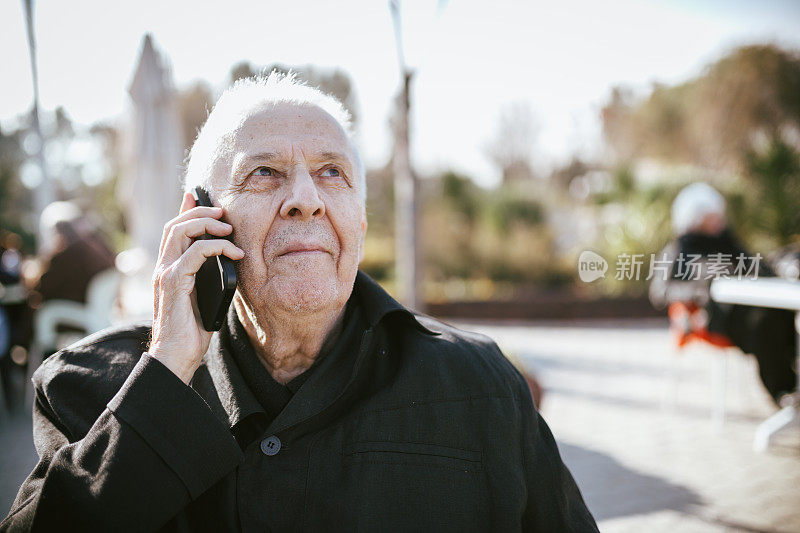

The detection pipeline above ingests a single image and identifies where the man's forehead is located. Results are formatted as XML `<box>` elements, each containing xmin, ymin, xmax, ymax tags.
<box><xmin>231</xmin><ymin>103</ymin><xmax>350</xmax><ymax>151</ymax></box>
<box><xmin>208</xmin><ymin>102</ymin><xmax>359</xmax><ymax>192</ymax></box>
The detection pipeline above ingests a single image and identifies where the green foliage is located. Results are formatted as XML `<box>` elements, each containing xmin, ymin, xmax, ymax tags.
<box><xmin>419</xmin><ymin>171</ymin><xmax>564</xmax><ymax>290</ymax></box>
<box><xmin>0</xmin><ymin>126</ymin><xmax>35</xmax><ymax>251</ymax></box>
<box><xmin>485</xmin><ymin>193</ymin><xmax>543</xmax><ymax>235</ymax></box>
<box><xmin>614</xmin><ymin>165</ymin><xmax>635</xmax><ymax>196</ymax></box>
<box><xmin>745</xmin><ymin>138</ymin><xmax>800</xmax><ymax>245</ymax></box>
<box><xmin>593</xmin><ymin>165</ymin><xmax>635</xmax><ymax>205</ymax></box>
<box><xmin>441</xmin><ymin>171</ymin><xmax>479</xmax><ymax>220</ymax></box>
<box><xmin>587</xmin><ymin>166</ymin><xmax>681</xmax><ymax>295</ymax></box>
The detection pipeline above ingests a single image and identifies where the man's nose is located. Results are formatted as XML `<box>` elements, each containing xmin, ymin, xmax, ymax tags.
<box><xmin>279</xmin><ymin>169</ymin><xmax>325</xmax><ymax>220</ymax></box>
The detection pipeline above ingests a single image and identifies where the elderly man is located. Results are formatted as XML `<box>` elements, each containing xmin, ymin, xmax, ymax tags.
<box><xmin>2</xmin><ymin>73</ymin><xmax>597</xmax><ymax>532</ymax></box>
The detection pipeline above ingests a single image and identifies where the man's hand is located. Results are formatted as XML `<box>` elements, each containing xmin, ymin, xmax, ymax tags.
<box><xmin>148</xmin><ymin>192</ymin><xmax>244</xmax><ymax>384</ymax></box>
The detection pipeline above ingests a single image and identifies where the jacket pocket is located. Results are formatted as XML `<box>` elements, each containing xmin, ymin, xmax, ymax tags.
<box><xmin>343</xmin><ymin>441</ymin><xmax>482</xmax><ymax>472</ymax></box>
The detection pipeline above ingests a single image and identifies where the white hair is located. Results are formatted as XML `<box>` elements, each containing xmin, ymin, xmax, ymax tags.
<box><xmin>183</xmin><ymin>70</ymin><xmax>365</xmax><ymax>202</ymax></box>
<box><xmin>671</xmin><ymin>182</ymin><xmax>726</xmax><ymax>235</ymax></box>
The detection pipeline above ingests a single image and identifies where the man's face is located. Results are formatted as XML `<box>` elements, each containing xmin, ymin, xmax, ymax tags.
<box><xmin>211</xmin><ymin>103</ymin><xmax>366</xmax><ymax>317</ymax></box>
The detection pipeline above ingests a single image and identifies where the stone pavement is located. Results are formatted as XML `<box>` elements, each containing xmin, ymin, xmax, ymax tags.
<box><xmin>460</xmin><ymin>319</ymin><xmax>800</xmax><ymax>533</ymax></box>
<box><xmin>0</xmin><ymin>407</ymin><xmax>37</xmax><ymax>515</ymax></box>
<box><xmin>1</xmin><ymin>319</ymin><xmax>798</xmax><ymax>531</ymax></box>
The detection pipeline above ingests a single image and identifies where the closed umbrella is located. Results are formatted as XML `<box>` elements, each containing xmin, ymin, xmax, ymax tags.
<box><xmin>117</xmin><ymin>34</ymin><xmax>184</xmax><ymax>320</ymax></box>
<box><xmin>122</xmin><ymin>33</ymin><xmax>184</xmax><ymax>261</ymax></box>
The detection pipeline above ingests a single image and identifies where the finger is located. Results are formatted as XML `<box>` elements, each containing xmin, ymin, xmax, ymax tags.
<box><xmin>162</xmin><ymin>195</ymin><xmax>195</xmax><ymax>259</ymax></box>
<box><xmin>158</xmin><ymin>205</ymin><xmax>224</xmax><ymax>259</ymax></box>
<box><xmin>161</xmin><ymin>218</ymin><xmax>234</xmax><ymax>262</ymax></box>
<box><xmin>179</xmin><ymin>192</ymin><xmax>195</xmax><ymax>214</ymax></box>
<box><xmin>174</xmin><ymin>240</ymin><xmax>245</xmax><ymax>279</ymax></box>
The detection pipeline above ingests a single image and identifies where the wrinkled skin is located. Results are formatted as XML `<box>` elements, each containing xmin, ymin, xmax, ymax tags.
<box><xmin>213</xmin><ymin>104</ymin><xmax>366</xmax><ymax>323</ymax></box>
<box><xmin>149</xmin><ymin>103</ymin><xmax>366</xmax><ymax>384</ymax></box>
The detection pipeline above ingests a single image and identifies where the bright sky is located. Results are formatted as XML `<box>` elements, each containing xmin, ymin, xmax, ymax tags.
<box><xmin>2</xmin><ymin>0</ymin><xmax>799</xmax><ymax>186</ymax></box>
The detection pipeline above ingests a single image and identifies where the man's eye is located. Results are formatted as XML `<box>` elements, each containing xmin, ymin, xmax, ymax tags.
<box><xmin>252</xmin><ymin>167</ymin><xmax>274</xmax><ymax>177</ymax></box>
<box><xmin>320</xmin><ymin>167</ymin><xmax>342</xmax><ymax>178</ymax></box>
<box><xmin>320</xmin><ymin>167</ymin><xmax>340</xmax><ymax>178</ymax></box>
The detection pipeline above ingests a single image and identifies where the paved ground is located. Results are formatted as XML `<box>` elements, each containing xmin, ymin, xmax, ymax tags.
<box><xmin>0</xmin><ymin>406</ymin><xmax>36</xmax><ymax>514</ymax></box>
<box><xmin>461</xmin><ymin>319</ymin><xmax>800</xmax><ymax>533</ymax></box>
<box><xmin>1</xmin><ymin>319</ymin><xmax>798</xmax><ymax>531</ymax></box>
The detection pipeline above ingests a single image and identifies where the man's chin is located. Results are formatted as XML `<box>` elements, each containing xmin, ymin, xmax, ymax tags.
<box><xmin>265</xmin><ymin>274</ymin><xmax>342</xmax><ymax>315</ymax></box>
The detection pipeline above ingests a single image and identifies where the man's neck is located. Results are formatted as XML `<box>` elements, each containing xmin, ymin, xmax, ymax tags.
<box><xmin>232</xmin><ymin>294</ymin><xmax>347</xmax><ymax>385</ymax></box>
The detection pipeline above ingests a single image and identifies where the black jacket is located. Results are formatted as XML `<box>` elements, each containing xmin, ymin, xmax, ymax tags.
<box><xmin>2</xmin><ymin>271</ymin><xmax>597</xmax><ymax>532</ymax></box>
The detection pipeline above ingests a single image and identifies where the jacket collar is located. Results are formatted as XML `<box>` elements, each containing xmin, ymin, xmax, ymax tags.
<box><xmin>353</xmin><ymin>270</ymin><xmax>440</xmax><ymax>336</ymax></box>
<box><xmin>196</xmin><ymin>322</ymin><xmax>264</xmax><ymax>433</ymax></box>
<box><xmin>195</xmin><ymin>270</ymin><xmax>438</xmax><ymax>435</ymax></box>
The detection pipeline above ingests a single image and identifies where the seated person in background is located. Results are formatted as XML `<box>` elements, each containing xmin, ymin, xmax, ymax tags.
<box><xmin>26</xmin><ymin>201</ymin><xmax>116</xmax><ymax>306</ymax></box>
<box><xmin>649</xmin><ymin>183</ymin><xmax>797</xmax><ymax>405</ymax></box>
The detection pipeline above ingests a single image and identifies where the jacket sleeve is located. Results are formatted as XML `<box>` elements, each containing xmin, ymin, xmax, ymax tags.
<box><xmin>515</xmin><ymin>373</ymin><xmax>599</xmax><ymax>532</ymax></box>
<box><xmin>1</xmin><ymin>354</ymin><xmax>243</xmax><ymax>532</ymax></box>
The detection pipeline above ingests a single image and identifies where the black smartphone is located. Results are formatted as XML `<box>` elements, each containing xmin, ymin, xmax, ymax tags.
<box><xmin>191</xmin><ymin>186</ymin><xmax>238</xmax><ymax>331</ymax></box>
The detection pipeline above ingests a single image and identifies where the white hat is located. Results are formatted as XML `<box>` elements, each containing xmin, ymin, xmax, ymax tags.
<box><xmin>671</xmin><ymin>183</ymin><xmax>726</xmax><ymax>235</ymax></box>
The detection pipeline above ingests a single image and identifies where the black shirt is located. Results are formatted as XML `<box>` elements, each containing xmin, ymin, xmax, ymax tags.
<box><xmin>223</xmin><ymin>299</ymin><xmax>365</xmax><ymax>452</ymax></box>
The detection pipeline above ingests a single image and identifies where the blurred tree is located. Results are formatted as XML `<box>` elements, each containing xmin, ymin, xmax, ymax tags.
<box><xmin>486</xmin><ymin>192</ymin><xmax>543</xmax><ymax>235</ymax></box>
<box><xmin>599</xmin><ymin>44</ymin><xmax>800</xmax><ymax>260</ymax></box>
<box><xmin>228</xmin><ymin>61</ymin><xmax>360</xmax><ymax>126</ymax></box>
<box><xmin>84</xmin><ymin>122</ymin><xmax>127</xmax><ymax>252</ymax></box>
<box><xmin>360</xmin><ymin>163</ymin><xmax>396</xmax><ymax>283</ymax></box>
<box><xmin>589</xmin><ymin>170</ymin><xmax>678</xmax><ymax>295</ymax></box>
<box><xmin>601</xmin><ymin>44</ymin><xmax>800</xmax><ymax>172</ymax></box>
<box><xmin>365</xmin><ymin>163</ymin><xmax>395</xmax><ymax>233</ymax></box>
<box><xmin>441</xmin><ymin>170</ymin><xmax>479</xmax><ymax>220</ymax></box>
<box><xmin>0</xmin><ymin>124</ymin><xmax>35</xmax><ymax>251</ymax></box>
<box><xmin>745</xmin><ymin>138</ymin><xmax>800</xmax><ymax>245</ymax></box>
<box><xmin>420</xmin><ymin>170</ymin><xmax>564</xmax><ymax>288</ymax></box>
<box><xmin>601</xmin><ymin>86</ymin><xmax>636</xmax><ymax>162</ymax></box>
<box><xmin>485</xmin><ymin>102</ymin><xmax>539</xmax><ymax>184</ymax></box>
<box><xmin>230</xmin><ymin>61</ymin><xmax>257</xmax><ymax>84</ymax></box>
<box><xmin>614</xmin><ymin>164</ymin><xmax>635</xmax><ymax>196</ymax></box>
<box><xmin>423</xmin><ymin>171</ymin><xmax>480</xmax><ymax>280</ymax></box>
<box><xmin>550</xmin><ymin>157</ymin><xmax>590</xmax><ymax>191</ymax></box>
<box><xmin>0</xmin><ymin>109</ymin><xmax>126</xmax><ymax>254</ymax></box>
<box><xmin>177</xmin><ymin>82</ymin><xmax>214</xmax><ymax>152</ymax></box>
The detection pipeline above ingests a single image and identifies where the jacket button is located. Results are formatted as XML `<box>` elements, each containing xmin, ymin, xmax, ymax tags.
<box><xmin>379</xmin><ymin>348</ymin><xmax>387</xmax><ymax>356</ymax></box>
<box><xmin>260</xmin><ymin>435</ymin><xmax>281</xmax><ymax>456</ymax></box>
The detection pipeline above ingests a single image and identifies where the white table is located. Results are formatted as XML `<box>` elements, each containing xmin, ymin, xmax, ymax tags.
<box><xmin>710</xmin><ymin>278</ymin><xmax>800</xmax><ymax>452</ymax></box>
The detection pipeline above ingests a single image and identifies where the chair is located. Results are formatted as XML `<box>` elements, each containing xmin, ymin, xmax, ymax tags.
<box><xmin>25</xmin><ymin>268</ymin><xmax>121</xmax><ymax>403</ymax></box>
<box><xmin>664</xmin><ymin>301</ymin><xmax>739</xmax><ymax>427</ymax></box>
<box><xmin>32</xmin><ymin>268</ymin><xmax>121</xmax><ymax>350</ymax></box>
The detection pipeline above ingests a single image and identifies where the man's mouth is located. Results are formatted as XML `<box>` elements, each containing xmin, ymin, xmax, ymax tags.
<box><xmin>276</xmin><ymin>244</ymin><xmax>330</xmax><ymax>258</ymax></box>
<box><xmin>280</xmin><ymin>249</ymin><xmax>326</xmax><ymax>257</ymax></box>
